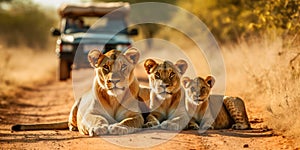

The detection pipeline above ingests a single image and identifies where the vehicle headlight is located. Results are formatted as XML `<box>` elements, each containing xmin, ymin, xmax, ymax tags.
<box><xmin>116</xmin><ymin>44</ymin><xmax>130</xmax><ymax>51</ymax></box>
<box><xmin>62</xmin><ymin>45</ymin><xmax>73</xmax><ymax>52</ymax></box>
<box><xmin>64</xmin><ymin>35</ymin><xmax>74</xmax><ymax>43</ymax></box>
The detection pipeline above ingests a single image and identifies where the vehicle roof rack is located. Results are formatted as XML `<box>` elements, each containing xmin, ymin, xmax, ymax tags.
<box><xmin>58</xmin><ymin>2</ymin><xmax>130</xmax><ymax>17</ymax></box>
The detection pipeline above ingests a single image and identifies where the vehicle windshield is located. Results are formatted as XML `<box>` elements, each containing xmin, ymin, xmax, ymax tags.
<box><xmin>63</xmin><ymin>16</ymin><xmax>127</xmax><ymax>34</ymax></box>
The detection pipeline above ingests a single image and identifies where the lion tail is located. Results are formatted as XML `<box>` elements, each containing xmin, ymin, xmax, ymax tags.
<box><xmin>11</xmin><ymin>121</ymin><xmax>68</xmax><ymax>131</ymax></box>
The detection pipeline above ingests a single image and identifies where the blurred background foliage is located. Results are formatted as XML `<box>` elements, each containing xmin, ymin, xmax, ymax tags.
<box><xmin>0</xmin><ymin>0</ymin><xmax>55</xmax><ymax>49</ymax></box>
<box><xmin>178</xmin><ymin>0</ymin><xmax>300</xmax><ymax>45</ymax></box>
<box><xmin>0</xmin><ymin>0</ymin><xmax>299</xmax><ymax>48</ymax></box>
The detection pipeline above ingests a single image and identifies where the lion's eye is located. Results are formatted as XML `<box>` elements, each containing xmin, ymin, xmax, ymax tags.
<box><xmin>191</xmin><ymin>87</ymin><xmax>195</xmax><ymax>92</ymax></box>
<box><xmin>103</xmin><ymin>65</ymin><xmax>110</xmax><ymax>73</ymax></box>
<box><xmin>169</xmin><ymin>72</ymin><xmax>175</xmax><ymax>79</ymax></box>
<box><xmin>121</xmin><ymin>64</ymin><xmax>127</xmax><ymax>71</ymax></box>
<box><xmin>155</xmin><ymin>72</ymin><xmax>160</xmax><ymax>79</ymax></box>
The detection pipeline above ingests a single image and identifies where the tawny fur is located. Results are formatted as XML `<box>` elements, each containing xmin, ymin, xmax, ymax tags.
<box><xmin>143</xmin><ymin>59</ymin><xmax>189</xmax><ymax>130</ymax></box>
<box><xmin>11</xmin><ymin>48</ymin><xmax>150</xmax><ymax>136</ymax></box>
<box><xmin>182</xmin><ymin>76</ymin><xmax>250</xmax><ymax>130</ymax></box>
<box><xmin>68</xmin><ymin>48</ymin><xmax>147</xmax><ymax>136</ymax></box>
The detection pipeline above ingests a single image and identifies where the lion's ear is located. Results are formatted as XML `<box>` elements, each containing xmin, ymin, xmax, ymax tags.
<box><xmin>175</xmin><ymin>59</ymin><xmax>188</xmax><ymax>75</ymax></box>
<box><xmin>205</xmin><ymin>75</ymin><xmax>215</xmax><ymax>88</ymax></box>
<box><xmin>182</xmin><ymin>76</ymin><xmax>191</xmax><ymax>88</ymax></box>
<box><xmin>124</xmin><ymin>47</ymin><xmax>140</xmax><ymax>64</ymax></box>
<box><xmin>144</xmin><ymin>59</ymin><xmax>157</xmax><ymax>74</ymax></box>
<box><xmin>88</xmin><ymin>49</ymin><xmax>104</xmax><ymax>68</ymax></box>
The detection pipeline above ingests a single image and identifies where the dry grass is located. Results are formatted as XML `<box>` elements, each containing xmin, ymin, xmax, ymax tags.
<box><xmin>156</xmin><ymin>25</ymin><xmax>300</xmax><ymax>144</ymax></box>
<box><xmin>221</xmin><ymin>38</ymin><xmax>300</xmax><ymax>144</ymax></box>
<box><xmin>0</xmin><ymin>46</ymin><xmax>56</xmax><ymax>100</ymax></box>
<box><xmin>158</xmin><ymin>26</ymin><xmax>300</xmax><ymax>142</ymax></box>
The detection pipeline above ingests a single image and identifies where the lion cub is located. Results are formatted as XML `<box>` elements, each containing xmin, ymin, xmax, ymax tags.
<box><xmin>143</xmin><ymin>59</ymin><xmax>190</xmax><ymax>130</ymax></box>
<box><xmin>182</xmin><ymin>76</ymin><xmax>250</xmax><ymax>130</ymax></box>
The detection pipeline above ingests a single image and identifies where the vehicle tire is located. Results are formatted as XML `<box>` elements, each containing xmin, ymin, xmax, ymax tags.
<box><xmin>58</xmin><ymin>59</ymin><xmax>70</xmax><ymax>81</ymax></box>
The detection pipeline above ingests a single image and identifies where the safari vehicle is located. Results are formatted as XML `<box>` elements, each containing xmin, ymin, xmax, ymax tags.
<box><xmin>51</xmin><ymin>2</ymin><xmax>138</xmax><ymax>80</ymax></box>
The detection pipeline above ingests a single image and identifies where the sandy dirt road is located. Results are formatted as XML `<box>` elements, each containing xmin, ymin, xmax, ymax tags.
<box><xmin>0</xmin><ymin>69</ymin><xmax>296</xmax><ymax>149</ymax></box>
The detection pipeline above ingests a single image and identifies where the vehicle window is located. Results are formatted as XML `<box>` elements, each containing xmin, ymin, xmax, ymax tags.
<box><xmin>90</xmin><ymin>18</ymin><xmax>127</xmax><ymax>33</ymax></box>
<box><xmin>63</xmin><ymin>16</ymin><xmax>127</xmax><ymax>34</ymax></box>
<box><xmin>64</xmin><ymin>17</ymin><xmax>88</xmax><ymax>34</ymax></box>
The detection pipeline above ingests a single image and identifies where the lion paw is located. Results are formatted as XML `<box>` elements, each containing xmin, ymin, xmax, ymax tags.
<box><xmin>143</xmin><ymin>121</ymin><xmax>160</xmax><ymax>129</ymax></box>
<box><xmin>160</xmin><ymin>121</ymin><xmax>180</xmax><ymax>131</ymax></box>
<box><xmin>108</xmin><ymin>124</ymin><xmax>128</xmax><ymax>135</ymax></box>
<box><xmin>201</xmin><ymin>123</ymin><xmax>214</xmax><ymax>130</ymax></box>
<box><xmin>69</xmin><ymin>125</ymin><xmax>78</xmax><ymax>131</ymax></box>
<box><xmin>232</xmin><ymin>123</ymin><xmax>249</xmax><ymax>130</ymax></box>
<box><xmin>188</xmin><ymin>123</ymin><xmax>200</xmax><ymax>130</ymax></box>
<box><xmin>89</xmin><ymin>125</ymin><xmax>108</xmax><ymax>136</ymax></box>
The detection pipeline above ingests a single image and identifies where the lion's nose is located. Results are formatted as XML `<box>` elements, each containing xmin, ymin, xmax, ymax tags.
<box><xmin>160</xmin><ymin>84</ymin><xmax>170</xmax><ymax>88</ymax></box>
<box><xmin>108</xmin><ymin>79</ymin><xmax>120</xmax><ymax>84</ymax></box>
<box><xmin>194</xmin><ymin>94</ymin><xmax>201</xmax><ymax>99</ymax></box>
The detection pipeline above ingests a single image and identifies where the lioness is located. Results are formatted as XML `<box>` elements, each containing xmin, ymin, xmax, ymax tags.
<box><xmin>12</xmin><ymin>48</ymin><xmax>148</xmax><ymax>136</ymax></box>
<box><xmin>143</xmin><ymin>59</ymin><xmax>190</xmax><ymax>130</ymax></box>
<box><xmin>182</xmin><ymin>76</ymin><xmax>250</xmax><ymax>130</ymax></box>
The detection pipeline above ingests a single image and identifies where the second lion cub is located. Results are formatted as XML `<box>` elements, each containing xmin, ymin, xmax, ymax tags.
<box><xmin>143</xmin><ymin>59</ymin><xmax>190</xmax><ymax>130</ymax></box>
<box><xmin>182</xmin><ymin>76</ymin><xmax>250</xmax><ymax>130</ymax></box>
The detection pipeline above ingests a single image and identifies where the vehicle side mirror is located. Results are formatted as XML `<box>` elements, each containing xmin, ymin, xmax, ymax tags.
<box><xmin>129</xmin><ymin>28</ymin><xmax>138</xmax><ymax>36</ymax></box>
<box><xmin>51</xmin><ymin>27</ymin><xmax>61</xmax><ymax>36</ymax></box>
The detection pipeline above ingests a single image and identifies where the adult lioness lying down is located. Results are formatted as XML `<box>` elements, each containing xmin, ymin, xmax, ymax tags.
<box><xmin>12</xmin><ymin>48</ymin><xmax>149</xmax><ymax>136</ymax></box>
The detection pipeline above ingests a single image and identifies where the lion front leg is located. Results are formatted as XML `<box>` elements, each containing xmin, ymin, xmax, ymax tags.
<box><xmin>80</xmin><ymin>114</ymin><xmax>109</xmax><ymax>136</ymax></box>
<box><xmin>160</xmin><ymin>108</ymin><xmax>190</xmax><ymax>131</ymax></box>
<box><xmin>161</xmin><ymin>113</ymin><xmax>189</xmax><ymax>131</ymax></box>
<box><xmin>187</xmin><ymin>118</ymin><xmax>200</xmax><ymax>130</ymax></box>
<box><xmin>199</xmin><ymin>108</ymin><xmax>215</xmax><ymax>130</ymax></box>
<box><xmin>68</xmin><ymin>99</ymin><xmax>80</xmax><ymax>131</ymax></box>
<box><xmin>143</xmin><ymin>112</ymin><xmax>163</xmax><ymax>129</ymax></box>
<box><xmin>160</xmin><ymin>117</ymin><xmax>184</xmax><ymax>131</ymax></box>
<box><xmin>108</xmin><ymin>114</ymin><xmax>144</xmax><ymax>135</ymax></box>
